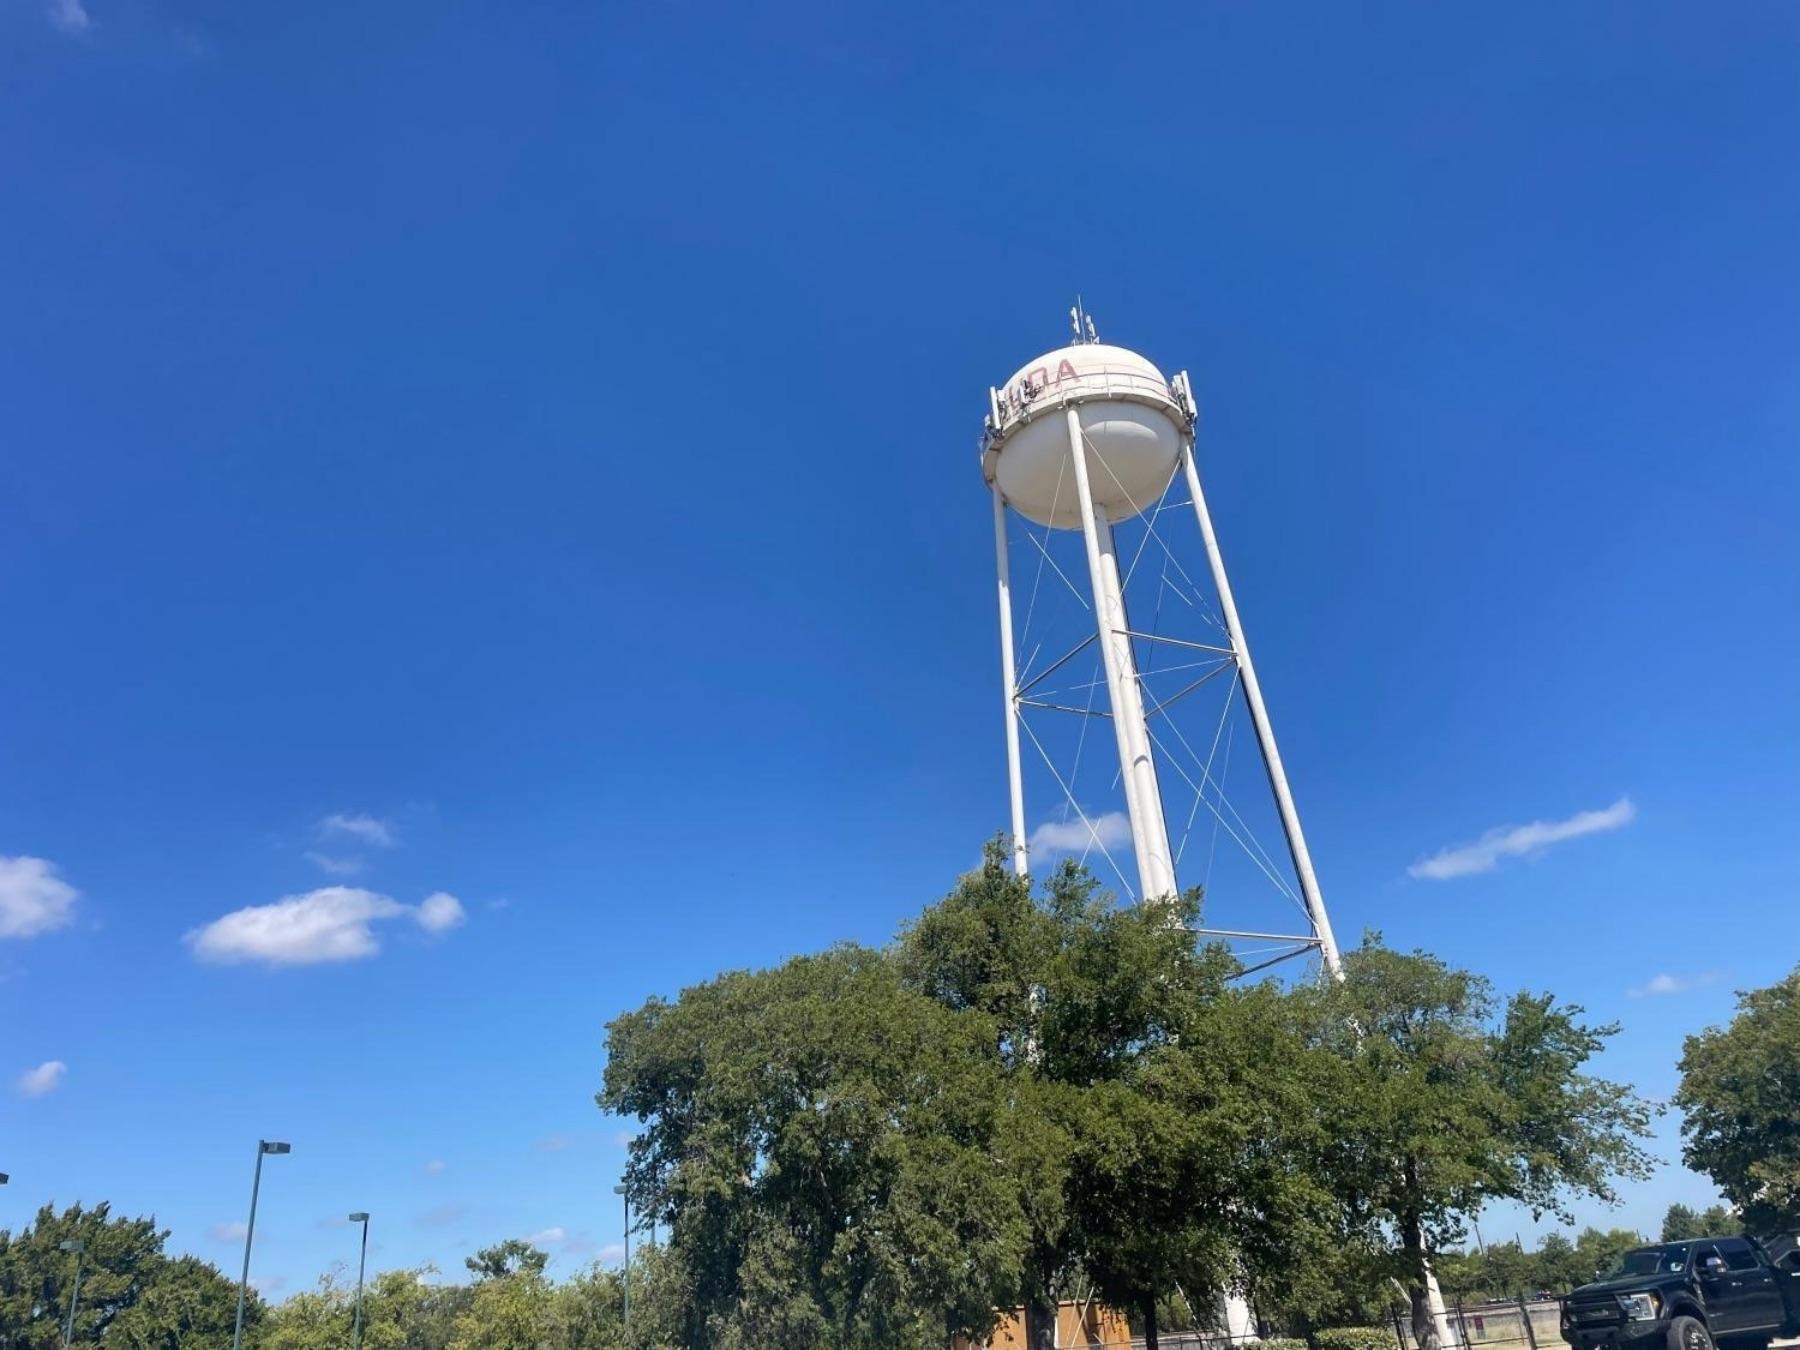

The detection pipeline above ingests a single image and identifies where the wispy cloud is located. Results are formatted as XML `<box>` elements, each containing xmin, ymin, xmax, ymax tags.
<box><xmin>185</xmin><ymin>887</ymin><xmax>467</xmax><ymax>967</ymax></box>
<box><xmin>250</xmin><ymin>1275</ymin><xmax>286</xmax><ymax>1295</ymax></box>
<box><xmin>418</xmin><ymin>1203</ymin><xmax>467</xmax><ymax>1228</ymax></box>
<box><xmin>1407</xmin><ymin>797</ymin><xmax>1635</xmax><ymax>881</ymax></box>
<box><xmin>318</xmin><ymin>813</ymin><xmax>398</xmax><ymax>849</ymax></box>
<box><xmin>209</xmin><ymin>1221</ymin><xmax>248</xmax><ymax>1243</ymax></box>
<box><xmin>0</xmin><ymin>856</ymin><xmax>79</xmax><ymax>939</ymax></box>
<box><xmin>423</xmin><ymin>1159</ymin><xmax>448</xmax><ymax>1177</ymax></box>
<box><xmin>304</xmin><ymin>851</ymin><xmax>366</xmax><ymax>877</ymax></box>
<box><xmin>1631</xmin><ymin>971</ymin><xmax>1723</xmax><ymax>999</ymax></box>
<box><xmin>536</xmin><ymin>1134</ymin><xmax>572</xmax><ymax>1153</ymax></box>
<box><xmin>526</xmin><ymin>1226</ymin><xmax>567</xmax><ymax>1247</ymax></box>
<box><xmin>48</xmin><ymin>0</ymin><xmax>90</xmax><ymax>33</ymax></box>
<box><xmin>1028</xmin><ymin>811</ymin><xmax>1132</xmax><ymax>860</ymax></box>
<box><xmin>16</xmin><ymin>1060</ymin><xmax>66</xmax><ymax>1097</ymax></box>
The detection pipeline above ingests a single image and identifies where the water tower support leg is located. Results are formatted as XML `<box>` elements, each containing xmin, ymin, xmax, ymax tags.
<box><xmin>992</xmin><ymin>485</ymin><xmax>1030</xmax><ymax>878</ymax></box>
<box><xmin>1066</xmin><ymin>409</ymin><xmax>1178</xmax><ymax>902</ymax></box>
<box><xmin>1179</xmin><ymin>443</ymin><xmax>1342</xmax><ymax>973</ymax></box>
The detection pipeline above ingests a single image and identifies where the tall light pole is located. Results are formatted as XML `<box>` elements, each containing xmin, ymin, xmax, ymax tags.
<box><xmin>348</xmin><ymin>1212</ymin><xmax>371</xmax><ymax>1350</ymax></box>
<box><xmin>232</xmin><ymin>1139</ymin><xmax>290</xmax><ymax>1350</ymax></box>
<box><xmin>59</xmin><ymin>1239</ymin><xmax>85</xmax><ymax>1349</ymax></box>
<box><xmin>613</xmin><ymin>1183</ymin><xmax>630</xmax><ymax>1334</ymax></box>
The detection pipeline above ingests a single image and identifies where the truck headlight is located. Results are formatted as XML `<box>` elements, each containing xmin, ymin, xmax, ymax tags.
<box><xmin>1618</xmin><ymin>1293</ymin><xmax>1661</xmax><ymax>1322</ymax></box>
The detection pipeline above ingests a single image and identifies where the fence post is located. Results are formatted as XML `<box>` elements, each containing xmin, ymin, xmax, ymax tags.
<box><xmin>1454</xmin><ymin>1301</ymin><xmax>1472</xmax><ymax>1350</ymax></box>
<box><xmin>1392</xmin><ymin>1307</ymin><xmax>1409</xmax><ymax>1350</ymax></box>
<box><xmin>1517</xmin><ymin>1297</ymin><xmax>1537</xmax><ymax>1350</ymax></box>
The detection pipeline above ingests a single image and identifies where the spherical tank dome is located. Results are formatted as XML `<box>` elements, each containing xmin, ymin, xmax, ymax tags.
<box><xmin>985</xmin><ymin>342</ymin><xmax>1186</xmax><ymax>530</ymax></box>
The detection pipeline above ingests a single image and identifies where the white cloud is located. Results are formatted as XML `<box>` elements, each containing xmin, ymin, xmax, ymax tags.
<box><xmin>525</xmin><ymin>1226</ymin><xmax>567</xmax><ymax>1247</ymax></box>
<box><xmin>416</xmin><ymin>892</ymin><xmax>466</xmax><ymax>935</ymax></box>
<box><xmin>318</xmin><ymin>813</ymin><xmax>397</xmax><ymax>848</ymax></box>
<box><xmin>598</xmin><ymin>1242</ymin><xmax>625</xmax><ymax>1264</ymax></box>
<box><xmin>16</xmin><ymin>1060</ymin><xmax>66</xmax><ymax>1097</ymax></box>
<box><xmin>249</xmin><ymin>1275</ymin><xmax>286</xmax><ymax>1294</ymax></box>
<box><xmin>1631</xmin><ymin>971</ymin><xmax>1723</xmax><ymax>999</ymax></box>
<box><xmin>48</xmin><ymin>0</ymin><xmax>90</xmax><ymax>33</ymax></box>
<box><xmin>1028</xmin><ymin>811</ymin><xmax>1133</xmax><ymax>859</ymax></box>
<box><xmin>1407</xmin><ymin>797</ymin><xmax>1636</xmax><ymax>881</ymax></box>
<box><xmin>304</xmin><ymin>851</ymin><xmax>365</xmax><ymax>877</ymax></box>
<box><xmin>423</xmin><ymin>1159</ymin><xmax>448</xmax><ymax>1176</ymax></box>
<box><xmin>186</xmin><ymin>886</ymin><xmax>467</xmax><ymax>967</ymax></box>
<box><xmin>0</xmin><ymin>856</ymin><xmax>79</xmax><ymax>939</ymax></box>
<box><xmin>209</xmin><ymin>1221</ymin><xmax>248</xmax><ymax>1243</ymax></box>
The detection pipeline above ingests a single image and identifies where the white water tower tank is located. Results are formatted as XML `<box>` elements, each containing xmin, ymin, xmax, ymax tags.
<box><xmin>980</xmin><ymin>342</ymin><xmax>1188</xmax><ymax>529</ymax></box>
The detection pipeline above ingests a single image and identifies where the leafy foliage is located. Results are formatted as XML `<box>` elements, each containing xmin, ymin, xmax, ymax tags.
<box><xmin>467</xmin><ymin>1239</ymin><xmax>550</xmax><ymax>1282</ymax></box>
<box><xmin>1296</xmin><ymin>937</ymin><xmax>1654</xmax><ymax>1349</ymax></box>
<box><xmin>1674</xmin><ymin>966</ymin><xmax>1800</xmax><ymax>1235</ymax></box>
<box><xmin>1314</xmin><ymin>1326</ymin><xmax>1398</xmax><ymax>1350</ymax></box>
<box><xmin>601</xmin><ymin>932</ymin><xmax>1031</xmax><ymax>1348</ymax></box>
<box><xmin>0</xmin><ymin>1203</ymin><xmax>254</xmax><ymax>1348</ymax></box>
<box><xmin>1659</xmin><ymin>1203</ymin><xmax>1740</xmax><ymax>1242</ymax></box>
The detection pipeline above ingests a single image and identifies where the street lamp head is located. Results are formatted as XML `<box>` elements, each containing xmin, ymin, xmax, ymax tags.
<box><xmin>60</xmin><ymin>1239</ymin><xmax>85</xmax><ymax>1253</ymax></box>
<box><xmin>349</xmin><ymin>1212</ymin><xmax>369</xmax><ymax>1222</ymax></box>
<box><xmin>613</xmin><ymin>1184</ymin><xmax>626</xmax><ymax>1195</ymax></box>
<box><xmin>0</xmin><ymin>1172</ymin><xmax>8</xmax><ymax>1184</ymax></box>
<box><xmin>260</xmin><ymin>1141</ymin><xmax>291</xmax><ymax>1155</ymax></box>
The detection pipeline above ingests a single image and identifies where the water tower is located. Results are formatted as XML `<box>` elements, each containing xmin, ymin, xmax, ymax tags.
<box><xmin>981</xmin><ymin>308</ymin><xmax>1343</xmax><ymax>978</ymax></box>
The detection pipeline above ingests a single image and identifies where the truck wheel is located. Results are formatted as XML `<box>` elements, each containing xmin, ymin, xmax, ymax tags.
<box><xmin>1667</xmin><ymin>1317</ymin><xmax>1713</xmax><ymax>1350</ymax></box>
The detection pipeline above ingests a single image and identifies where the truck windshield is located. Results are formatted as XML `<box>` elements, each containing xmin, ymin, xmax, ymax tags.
<box><xmin>1609</xmin><ymin>1246</ymin><xmax>1691</xmax><ymax>1277</ymax></box>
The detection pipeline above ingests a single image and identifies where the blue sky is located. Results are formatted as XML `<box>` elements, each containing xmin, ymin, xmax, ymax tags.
<box><xmin>4</xmin><ymin>0</ymin><xmax>1798</xmax><ymax>1295</ymax></box>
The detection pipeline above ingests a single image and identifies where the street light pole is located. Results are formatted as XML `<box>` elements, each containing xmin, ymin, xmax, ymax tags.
<box><xmin>613</xmin><ymin>1184</ymin><xmax>630</xmax><ymax>1335</ymax></box>
<box><xmin>349</xmin><ymin>1212</ymin><xmax>371</xmax><ymax>1350</ymax></box>
<box><xmin>59</xmin><ymin>1239</ymin><xmax>85</xmax><ymax>1349</ymax></box>
<box><xmin>232</xmin><ymin>1139</ymin><xmax>290</xmax><ymax>1350</ymax></box>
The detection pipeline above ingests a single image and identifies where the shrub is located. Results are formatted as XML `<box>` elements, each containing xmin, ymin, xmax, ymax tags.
<box><xmin>1315</xmin><ymin>1327</ymin><xmax>1398</xmax><ymax>1350</ymax></box>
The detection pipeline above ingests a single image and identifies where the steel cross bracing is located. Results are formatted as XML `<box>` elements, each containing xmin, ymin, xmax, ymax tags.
<box><xmin>991</xmin><ymin>370</ymin><xmax>1341</xmax><ymax>979</ymax></box>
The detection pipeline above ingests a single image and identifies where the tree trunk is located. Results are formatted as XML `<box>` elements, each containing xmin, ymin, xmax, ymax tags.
<box><xmin>1400</xmin><ymin>1214</ymin><xmax>1454</xmax><ymax>1350</ymax></box>
<box><xmin>1024</xmin><ymin>1291</ymin><xmax>1057</xmax><ymax>1350</ymax></box>
<box><xmin>1143</xmin><ymin>1293</ymin><xmax>1160</xmax><ymax>1350</ymax></box>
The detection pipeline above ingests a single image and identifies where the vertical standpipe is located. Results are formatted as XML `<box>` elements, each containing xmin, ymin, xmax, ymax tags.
<box><xmin>1064</xmin><ymin>407</ymin><xmax>1179</xmax><ymax>903</ymax></box>
<box><xmin>992</xmin><ymin>485</ymin><xmax>1030</xmax><ymax>878</ymax></box>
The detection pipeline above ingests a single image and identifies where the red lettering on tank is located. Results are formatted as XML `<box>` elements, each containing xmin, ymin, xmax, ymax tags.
<box><xmin>1056</xmin><ymin>359</ymin><xmax>1078</xmax><ymax>384</ymax></box>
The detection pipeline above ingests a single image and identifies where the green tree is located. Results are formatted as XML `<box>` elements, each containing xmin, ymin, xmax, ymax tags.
<box><xmin>1659</xmin><ymin>1203</ymin><xmax>1738</xmax><ymax>1242</ymax></box>
<box><xmin>1572</xmin><ymin>1227</ymin><xmax>1650</xmax><ymax>1284</ymax></box>
<box><xmin>899</xmin><ymin>850</ymin><xmax>1342</xmax><ymax>1350</ymax></box>
<box><xmin>1300</xmin><ymin>938</ymin><xmax>1655</xmax><ymax>1350</ymax></box>
<box><xmin>107</xmin><ymin>1255</ymin><xmax>249</xmax><ymax>1350</ymax></box>
<box><xmin>0</xmin><ymin>1202</ymin><xmax>253</xmax><ymax>1348</ymax></box>
<box><xmin>601</xmin><ymin>937</ymin><xmax>1031</xmax><ymax>1348</ymax></box>
<box><xmin>447</xmin><ymin>1270</ymin><xmax>559</xmax><ymax>1350</ymax></box>
<box><xmin>1674</xmin><ymin>967</ymin><xmax>1800</xmax><ymax>1235</ymax></box>
<box><xmin>466</xmin><ymin>1239</ymin><xmax>549</xmax><ymax>1282</ymax></box>
<box><xmin>1661</xmin><ymin>1204</ymin><xmax>1701</xmax><ymax>1242</ymax></box>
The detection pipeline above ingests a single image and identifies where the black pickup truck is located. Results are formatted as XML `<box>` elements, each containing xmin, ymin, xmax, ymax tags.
<box><xmin>1561</xmin><ymin>1234</ymin><xmax>1800</xmax><ymax>1350</ymax></box>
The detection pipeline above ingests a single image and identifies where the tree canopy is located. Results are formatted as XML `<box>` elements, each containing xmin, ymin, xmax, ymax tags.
<box><xmin>600</xmin><ymin>847</ymin><xmax>1653</xmax><ymax>1350</ymax></box>
<box><xmin>1674</xmin><ymin>965</ymin><xmax>1800</xmax><ymax>1235</ymax></box>
<box><xmin>1292</xmin><ymin>937</ymin><xmax>1654</xmax><ymax>1349</ymax></box>
<box><xmin>0</xmin><ymin>1202</ymin><xmax>254</xmax><ymax>1348</ymax></box>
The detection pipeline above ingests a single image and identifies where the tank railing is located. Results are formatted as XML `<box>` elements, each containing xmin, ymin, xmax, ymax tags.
<box><xmin>987</xmin><ymin>363</ymin><xmax>1187</xmax><ymax>442</ymax></box>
